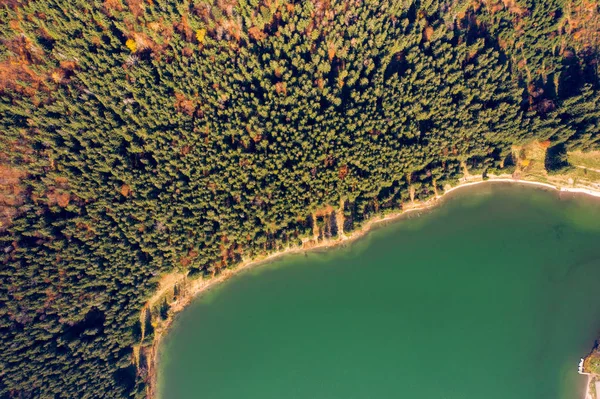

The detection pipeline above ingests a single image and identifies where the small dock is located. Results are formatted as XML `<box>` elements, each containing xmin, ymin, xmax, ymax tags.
<box><xmin>580</xmin><ymin>358</ymin><xmax>589</xmax><ymax>375</ymax></box>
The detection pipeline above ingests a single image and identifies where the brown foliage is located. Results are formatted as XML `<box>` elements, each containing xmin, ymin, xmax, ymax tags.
<box><xmin>314</xmin><ymin>204</ymin><xmax>334</xmax><ymax>217</ymax></box>
<box><xmin>174</xmin><ymin>14</ymin><xmax>194</xmax><ymax>42</ymax></box>
<box><xmin>327</xmin><ymin>43</ymin><xmax>336</xmax><ymax>61</ymax></box>
<box><xmin>179</xmin><ymin>256</ymin><xmax>191</xmax><ymax>267</ymax></box>
<box><xmin>0</xmin><ymin>35</ymin><xmax>49</xmax><ymax>95</ymax></box>
<box><xmin>3</xmin><ymin>35</ymin><xmax>44</xmax><ymax>64</ymax></box>
<box><xmin>0</xmin><ymin>165</ymin><xmax>27</xmax><ymax>232</ymax></box>
<box><xmin>174</xmin><ymin>92</ymin><xmax>197</xmax><ymax>116</ymax></box>
<box><xmin>534</xmin><ymin>98</ymin><xmax>556</xmax><ymax>114</ymax></box>
<box><xmin>248</xmin><ymin>26</ymin><xmax>266</xmax><ymax>41</ymax></box>
<box><xmin>192</xmin><ymin>2</ymin><xmax>212</xmax><ymax>20</ymax></box>
<box><xmin>275</xmin><ymin>81</ymin><xmax>287</xmax><ymax>95</ymax></box>
<box><xmin>0</xmin><ymin>0</ymin><xmax>22</xmax><ymax>9</ymax></box>
<box><xmin>8</xmin><ymin>19</ymin><xmax>21</xmax><ymax>31</ymax></box>
<box><xmin>338</xmin><ymin>164</ymin><xmax>349</xmax><ymax>180</ymax></box>
<box><xmin>47</xmin><ymin>190</ymin><xmax>70</xmax><ymax>208</ymax></box>
<box><xmin>120</xmin><ymin>184</ymin><xmax>131</xmax><ymax>197</ymax></box>
<box><xmin>130</xmin><ymin>32</ymin><xmax>154</xmax><ymax>52</ymax></box>
<box><xmin>497</xmin><ymin>37</ymin><xmax>509</xmax><ymax>49</ymax></box>
<box><xmin>56</xmin><ymin>192</ymin><xmax>70</xmax><ymax>208</ymax></box>
<box><xmin>424</xmin><ymin>26</ymin><xmax>434</xmax><ymax>41</ymax></box>
<box><xmin>0</xmin><ymin>165</ymin><xmax>26</xmax><ymax>186</ymax></box>
<box><xmin>0</xmin><ymin>61</ymin><xmax>46</xmax><ymax>96</ymax></box>
<box><xmin>478</xmin><ymin>0</ymin><xmax>529</xmax><ymax>16</ymax></box>
<box><xmin>560</xmin><ymin>0</ymin><xmax>600</xmax><ymax>50</ymax></box>
<box><xmin>91</xmin><ymin>36</ymin><xmax>103</xmax><ymax>47</ymax></box>
<box><xmin>215</xmin><ymin>0</ymin><xmax>238</xmax><ymax>17</ymax></box>
<box><xmin>324</xmin><ymin>154</ymin><xmax>335</xmax><ymax>167</ymax></box>
<box><xmin>192</xmin><ymin>0</ymin><xmax>241</xmax><ymax>44</ymax></box>
<box><xmin>502</xmin><ymin>0</ymin><xmax>529</xmax><ymax>16</ymax></box>
<box><xmin>126</xmin><ymin>0</ymin><xmax>145</xmax><ymax>18</ymax></box>
<box><xmin>103</xmin><ymin>0</ymin><xmax>124</xmax><ymax>14</ymax></box>
<box><xmin>60</xmin><ymin>61</ymin><xmax>77</xmax><ymax>71</ymax></box>
<box><xmin>39</xmin><ymin>175</ymin><xmax>73</xmax><ymax>208</ymax></box>
<box><xmin>179</xmin><ymin>249</ymin><xmax>199</xmax><ymax>267</ymax></box>
<box><xmin>54</xmin><ymin>177</ymin><xmax>68</xmax><ymax>186</ymax></box>
<box><xmin>528</xmin><ymin>83</ymin><xmax>544</xmax><ymax>98</ymax></box>
<box><xmin>222</xmin><ymin>19</ymin><xmax>242</xmax><ymax>41</ymax></box>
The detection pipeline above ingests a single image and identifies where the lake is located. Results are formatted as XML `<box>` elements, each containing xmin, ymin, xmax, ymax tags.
<box><xmin>158</xmin><ymin>184</ymin><xmax>600</xmax><ymax>399</ymax></box>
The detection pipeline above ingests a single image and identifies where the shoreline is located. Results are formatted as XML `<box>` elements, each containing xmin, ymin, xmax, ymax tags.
<box><xmin>145</xmin><ymin>175</ymin><xmax>600</xmax><ymax>399</ymax></box>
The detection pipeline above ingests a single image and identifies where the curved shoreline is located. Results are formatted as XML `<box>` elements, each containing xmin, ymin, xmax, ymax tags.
<box><xmin>146</xmin><ymin>175</ymin><xmax>600</xmax><ymax>399</ymax></box>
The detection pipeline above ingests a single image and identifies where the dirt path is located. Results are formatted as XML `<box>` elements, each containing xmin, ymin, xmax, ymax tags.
<box><xmin>146</xmin><ymin>272</ymin><xmax>186</xmax><ymax>310</ymax></box>
<box><xmin>585</xmin><ymin>374</ymin><xmax>593</xmax><ymax>399</ymax></box>
<box><xmin>336</xmin><ymin>198</ymin><xmax>346</xmax><ymax>239</ymax></box>
<box><xmin>575</xmin><ymin>165</ymin><xmax>600</xmax><ymax>174</ymax></box>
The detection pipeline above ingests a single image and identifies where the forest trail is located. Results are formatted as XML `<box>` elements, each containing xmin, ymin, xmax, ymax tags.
<box><xmin>146</xmin><ymin>272</ymin><xmax>186</xmax><ymax>310</ymax></box>
<box><xmin>461</xmin><ymin>161</ymin><xmax>471</xmax><ymax>177</ymax></box>
<box><xmin>140</xmin><ymin>306</ymin><xmax>146</xmax><ymax>343</ymax></box>
<box><xmin>312</xmin><ymin>213</ymin><xmax>319</xmax><ymax>241</ymax></box>
<box><xmin>575</xmin><ymin>165</ymin><xmax>600</xmax><ymax>174</ymax></box>
<box><xmin>132</xmin><ymin>306</ymin><xmax>148</xmax><ymax>367</ymax></box>
<box><xmin>336</xmin><ymin>198</ymin><xmax>346</xmax><ymax>238</ymax></box>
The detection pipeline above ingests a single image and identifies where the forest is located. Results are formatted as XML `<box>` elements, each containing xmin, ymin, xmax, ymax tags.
<box><xmin>1</xmin><ymin>0</ymin><xmax>599</xmax><ymax>397</ymax></box>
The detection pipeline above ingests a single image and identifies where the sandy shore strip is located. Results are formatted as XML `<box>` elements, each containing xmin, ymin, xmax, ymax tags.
<box><xmin>145</xmin><ymin>175</ymin><xmax>600</xmax><ymax>399</ymax></box>
<box><xmin>585</xmin><ymin>374</ymin><xmax>592</xmax><ymax>399</ymax></box>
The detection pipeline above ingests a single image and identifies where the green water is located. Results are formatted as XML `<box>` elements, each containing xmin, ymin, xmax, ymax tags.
<box><xmin>158</xmin><ymin>184</ymin><xmax>600</xmax><ymax>399</ymax></box>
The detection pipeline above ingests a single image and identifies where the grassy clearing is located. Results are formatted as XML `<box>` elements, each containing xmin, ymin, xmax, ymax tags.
<box><xmin>565</xmin><ymin>167</ymin><xmax>600</xmax><ymax>181</ymax></box>
<box><xmin>513</xmin><ymin>142</ymin><xmax>600</xmax><ymax>191</ymax></box>
<box><xmin>585</xmin><ymin>351</ymin><xmax>600</xmax><ymax>374</ymax></box>
<box><xmin>513</xmin><ymin>142</ymin><xmax>549</xmax><ymax>182</ymax></box>
<box><xmin>568</xmin><ymin>150</ymin><xmax>600</xmax><ymax>171</ymax></box>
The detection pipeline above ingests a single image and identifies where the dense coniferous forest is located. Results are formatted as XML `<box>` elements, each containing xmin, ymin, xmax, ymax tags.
<box><xmin>1</xmin><ymin>0</ymin><xmax>599</xmax><ymax>397</ymax></box>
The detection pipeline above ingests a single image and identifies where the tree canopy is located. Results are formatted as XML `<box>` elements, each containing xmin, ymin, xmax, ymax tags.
<box><xmin>1</xmin><ymin>0</ymin><xmax>599</xmax><ymax>397</ymax></box>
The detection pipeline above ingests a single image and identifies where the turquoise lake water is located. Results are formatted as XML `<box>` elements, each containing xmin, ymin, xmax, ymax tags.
<box><xmin>159</xmin><ymin>184</ymin><xmax>600</xmax><ymax>399</ymax></box>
